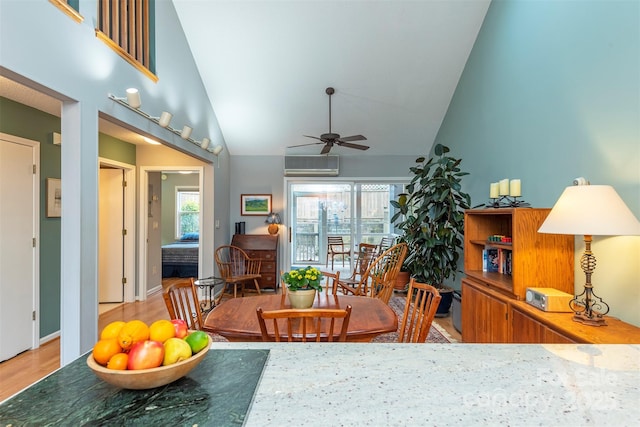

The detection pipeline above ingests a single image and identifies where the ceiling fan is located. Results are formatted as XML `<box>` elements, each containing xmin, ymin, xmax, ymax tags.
<box><xmin>289</xmin><ymin>87</ymin><xmax>369</xmax><ymax>155</ymax></box>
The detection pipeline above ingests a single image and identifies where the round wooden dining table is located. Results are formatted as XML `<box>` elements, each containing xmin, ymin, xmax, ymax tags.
<box><xmin>203</xmin><ymin>292</ymin><xmax>398</xmax><ymax>342</ymax></box>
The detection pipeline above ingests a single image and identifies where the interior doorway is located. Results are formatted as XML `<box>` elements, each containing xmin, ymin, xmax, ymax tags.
<box><xmin>0</xmin><ymin>133</ymin><xmax>40</xmax><ymax>361</ymax></box>
<box><xmin>138</xmin><ymin>166</ymin><xmax>204</xmax><ymax>299</ymax></box>
<box><xmin>98</xmin><ymin>158</ymin><xmax>136</xmax><ymax>305</ymax></box>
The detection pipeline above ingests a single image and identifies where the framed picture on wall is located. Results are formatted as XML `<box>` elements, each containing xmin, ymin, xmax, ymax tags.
<box><xmin>46</xmin><ymin>178</ymin><xmax>62</xmax><ymax>218</ymax></box>
<box><xmin>241</xmin><ymin>194</ymin><xmax>272</xmax><ymax>216</ymax></box>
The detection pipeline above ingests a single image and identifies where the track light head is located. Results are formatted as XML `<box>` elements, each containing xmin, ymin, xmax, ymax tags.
<box><xmin>126</xmin><ymin>88</ymin><xmax>141</xmax><ymax>109</ymax></box>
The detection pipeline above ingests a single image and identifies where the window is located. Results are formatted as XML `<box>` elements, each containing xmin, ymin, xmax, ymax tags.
<box><xmin>96</xmin><ymin>0</ymin><xmax>157</xmax><ymax>81</ymax></box>
<box><xmin>176</xmin><ymin>188</ymin><xmax>199</xmax><ymax>239</ymax></box>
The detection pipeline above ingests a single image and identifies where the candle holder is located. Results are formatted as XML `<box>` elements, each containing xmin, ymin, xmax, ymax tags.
<box><xmin>483</xmin><ymin>195</ymin><xmax>530</xmax><ymax>208</ymax></box>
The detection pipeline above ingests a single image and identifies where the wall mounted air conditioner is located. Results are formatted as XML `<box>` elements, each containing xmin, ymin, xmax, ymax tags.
<box><xmin>284</xmin><ymin>155</ymin><xmax>339</xmax><ymax>176</ymax></box>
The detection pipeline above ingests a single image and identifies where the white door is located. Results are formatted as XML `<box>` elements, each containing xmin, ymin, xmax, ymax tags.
<box><xmin>99</xmin><ymin>168</ymin><xmax>124</xmax><ymax>302</ymax></box>
<box><xmin>0</xmin><ymin>136</ymin><xmax>37</xmax><ymax>362</ymax></box>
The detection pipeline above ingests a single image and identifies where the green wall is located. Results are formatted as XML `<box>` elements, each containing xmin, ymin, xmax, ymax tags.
<box><xmin>1</xmin><ymin>97</ymin><xmax>61</xmax><ymax>338</ymax></box>
<box><xmin>0</xmin><ymin>97</ymin><xmax>136</xmax><ymax>338</ymax></box>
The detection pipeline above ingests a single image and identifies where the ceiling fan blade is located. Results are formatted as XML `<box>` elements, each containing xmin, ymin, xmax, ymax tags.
<box><xmin>303</xmin><ymin>135</ymin><xmax>325</xmax><ymax>141</ymax></box>
<box><xmin>320</xmin><ymin>144</ymin><xmax>332</xmax><ymax>155</ymax></box>
<box><xmin>336</xmin><ymin>141</ymin><xmax>370</xmax><ymax>151</ymax></box>
<box><xmin>288</xmin><ymin>142</ymin><xmax>324</xmax><ymax>148</ymax></box>
<box><xmin>338</xmin><ymin>135</ymin><xmax>367</xmax><ymax>142</ymax></box>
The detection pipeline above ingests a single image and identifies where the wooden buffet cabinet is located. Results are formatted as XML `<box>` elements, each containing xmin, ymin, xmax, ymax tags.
<box><xmin>461</xmin><ymin>208</ymin><xmax>640</xmax><ymax>344</ymax></box>
<box><xmin>231</xmin><ymin>234</ymin><xmax>279</xmax><ymax>290</ymax></box>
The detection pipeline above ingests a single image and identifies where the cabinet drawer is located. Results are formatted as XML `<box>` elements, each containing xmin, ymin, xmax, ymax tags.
<box><xmin>245</xmin><ymin>250</ymin><xmax>275</xmax><ymax>261</ymax></box>
<box><xmin>259</xmin><ymin>273</ymin><xmax>277</xmax><ymax>288</ymax></box>
<box><xmin>261</xmin><ymin>261</ymin><xmax>276</xmax><ymax>274</ymax></box>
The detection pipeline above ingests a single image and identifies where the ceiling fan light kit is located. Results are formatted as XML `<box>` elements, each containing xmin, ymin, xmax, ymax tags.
<box><xmin>288</xmin><ymin>87</ymin><xmax>370</xmax><ymax>155</ymax></box>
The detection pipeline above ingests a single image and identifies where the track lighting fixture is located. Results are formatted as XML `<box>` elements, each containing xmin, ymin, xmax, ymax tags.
<box><xmin>108</xmin><ymin>89</ymin><xmax>215</xmax><ymax>156</ymax></box>
<box><xmin>181</xmin><ymin>126</ymin><xmax>192</xmax><ymax>140</ymax></box>
<box><xmin>212</xmin><ymin>144</ymin><xmax>224</xmax><ymax>155</ymax></box>
<box><xmin>126</xmin><ymin>88</ymin><xmax>141</xmax><ymax>108</ymax></box>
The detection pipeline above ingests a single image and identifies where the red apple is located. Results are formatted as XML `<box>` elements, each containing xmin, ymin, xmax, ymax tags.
<box><xmin>127</xmin><ymin>340</ymin><xmax>164</xmax><ymax>370</ymax></box>
<box><xmin>171</xmin><ymin>319</ymin><xmax>188</xmax><ymax>339</ymax></box>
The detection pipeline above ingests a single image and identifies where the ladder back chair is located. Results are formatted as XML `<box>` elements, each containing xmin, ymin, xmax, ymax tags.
<box><xmin>256</xmin><ymin>305</ymin><xmax>353</xmax><ymax>342</ymax></box>
<box><xmin>320</xmin><ymin>270</ymin><xmax>341</xmax><ymax>295</ymax></box>
<box><xmin>163</xmin><ymin>278</ymin><xmax>204</xmax><ymax>330</ymax></box>
<box><xmin>337</xmin><ymin>242</ymin><xmax>408</xmax><ymax>305</ymax></box>
<box><xmin>336</xmin><ymin>243</ymin><xmax>378</xmax><ymax>294</ymax></box>
<box><xmin>398</xmin><ymin>278</ymin><xmax>442</xmax><ymax>343</ymax></box>
<box><xmin>326</xmin><ymin>236</ymin><xmax>351</xmax><ymax>269</ymax></box>
<box><xmin>215</xmin><ymin>245</ymin><xmax>262</xmax><ymax>301</ymax></box>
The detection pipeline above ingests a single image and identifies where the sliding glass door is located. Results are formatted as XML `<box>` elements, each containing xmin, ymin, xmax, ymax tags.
<box><xmin>287</xmin><ymin>181</ymin><xmax>406</xmax><ymax>269</ymax></box>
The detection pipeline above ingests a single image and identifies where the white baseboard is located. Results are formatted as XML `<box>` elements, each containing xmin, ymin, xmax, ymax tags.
<box><xmin>40</xmin><ymin>331</ymin><xmax>60</xmax><ymax>346</ymax></box>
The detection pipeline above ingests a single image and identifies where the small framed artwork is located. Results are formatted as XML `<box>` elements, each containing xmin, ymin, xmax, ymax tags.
<box><xmin>46</xmin><ymin>178</ymin><xmax>62</xmax><ymax>218</ymax></box>
<box><xmin>241</xmin><ymin>194</ymin><xmax>272</xmax><ymax>216</ymax></box>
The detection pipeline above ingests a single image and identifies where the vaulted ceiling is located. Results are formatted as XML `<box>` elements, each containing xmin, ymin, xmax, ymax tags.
<box><xmin>173</xmin><ymin>0</ymin><xmax>490</xmax><ymax>156</ymax></box>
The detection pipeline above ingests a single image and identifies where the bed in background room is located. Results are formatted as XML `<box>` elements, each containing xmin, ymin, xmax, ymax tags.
<box><xmin>162</xmin><ymin>232</ymin><xmax>199</xmax><ymax>278</ymax></box>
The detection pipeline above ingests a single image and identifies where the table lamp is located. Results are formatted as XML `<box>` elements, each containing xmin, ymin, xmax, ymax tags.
<box><xmin>265</xmin><ymin>213</ymin><xmax>281</xmax><ymax>235</ymax></box>
<box><xmin>538</xmin><ymin>178</ymin><xmax>640</xmax><ymax>326</ymax></box>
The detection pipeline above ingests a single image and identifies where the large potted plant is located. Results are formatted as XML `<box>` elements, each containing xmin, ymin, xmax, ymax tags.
<box><xmin>282</xmin><ymin>266</ymin><xmax>324</xmax><ymax>309</ymax></box>
<box><xmin>391</xmin><ymin>144</ymin><xmax>472</xmax><ymax>316</ymax></box>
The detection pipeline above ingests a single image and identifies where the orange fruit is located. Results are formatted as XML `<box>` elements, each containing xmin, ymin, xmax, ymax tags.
<box><xmin>118</xmin><ymin>320</ymin><xmax>150</xmax><ymax>351</ymax></box>
<box><xmin>92</xmin><ymin>338</ymin><xmax>123</xmax><ymax>366</ymax></box>
<box><xmin>100</xmin><ymin>321</ymin><xmax>126</xmax><ymax>340</ymax></box>
<box><xmin>106</xmin><ymin>352</ymin><xmax>129</xmax><ymax>370</ymax></box>
<box><xmin>149</xmin><ymin>319</ymin><xmax>175</xmax><ymax>343</ymax></box>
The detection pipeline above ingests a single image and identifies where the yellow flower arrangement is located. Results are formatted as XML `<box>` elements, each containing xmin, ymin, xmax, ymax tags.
<box><xmin>282</xmin><ymin>266</ymin><xmax>324</xmax><ymax>291</ymax></box>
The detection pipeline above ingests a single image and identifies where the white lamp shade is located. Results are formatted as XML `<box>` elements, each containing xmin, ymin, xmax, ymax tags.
<box><xmin>181</xmin><ymin>126</ymin><xmax>192</xmax><ymax>139</ymax></box>
<box><xmin>125</xmin><ymin>88</ymin><xmax>141</xmax><ymax>108</ymax></box>
<box><xmin>538</xmin><ymin>185</ymin><xmax>640</xmax><ymax>236</ymax></box>
<box><xmin>212</xmin><ymin>144</ymin><xmax>224</xmax><ymax>155</ymax></box>
<box><xmin>200</xmin><ymin>137</ymin><xmax>210</xmax><ymax>149</ymax></box>
<box><xmin>158</xmin><ymin>111</ymin><xmax>172</xmax><ymax>127</ymax></box>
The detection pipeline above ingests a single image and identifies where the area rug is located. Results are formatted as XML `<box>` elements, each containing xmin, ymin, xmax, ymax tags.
<box><xmin>207</xmin><ymin>295</ymin><xmax>456</xmax><ymax>343</ymax></box>
<box><xmin>371</xmin><ymin>295</ymin><xmax>454</xmax><ymax>343</ymax></box>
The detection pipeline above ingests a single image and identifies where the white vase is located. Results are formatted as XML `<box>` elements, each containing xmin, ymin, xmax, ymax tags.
<box><xmin>288</xmin><ymin>289</ymin><xmax>317</xmax><ymax>309</ymax></box>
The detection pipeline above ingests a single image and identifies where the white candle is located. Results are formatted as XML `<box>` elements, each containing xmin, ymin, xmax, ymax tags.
<box><xmin>490</xmin><ymin>182</ymin><xmax>499</xmax><ymax>199</ymax></box>
<box><xmin>510</xmin><ymin>179</ymin><xmax>521</xmax><ymax>197</ymax></box>
<box><xmin>499</xmin><ymin>179</ymin><xmax>509</xmax><ymax>196</ymax></box>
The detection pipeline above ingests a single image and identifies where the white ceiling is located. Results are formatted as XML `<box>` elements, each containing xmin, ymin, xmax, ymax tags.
<box><xmin>0</xmin><ymin>1</ymin><xmax>491</xmax><ymax>156</ymax></box>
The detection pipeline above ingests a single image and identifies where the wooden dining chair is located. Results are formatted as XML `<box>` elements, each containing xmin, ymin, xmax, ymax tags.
<box><xmin>337</xmin><ymin>243</ymin><xmax>378</xmax><ymax>294</ymax></box>
<box><xmin>319</xmin><ymin>270</ymin><xmax>341</xmax><ymax>295</ymax></box>
<box><xmin>398</xmin><ymin>278</ymin><xmax>442</xmax><ymax>343</ymax></box>
<box><xmin>163</xmin><ymin>278</ymin><xmax>204</xmax><ymax>330</ymax></box>
<box><xmin>377</xmin><ymin>236</ymin><xmax>396</xmax><ymax>255</ymax></box>
<box><xmin>337</xmin><ymin>243</ymin><xmax>408</xmax><ymax>305</ymax></box>
<box><xmin>326</xmin><ymin>236</ymin><xmax>351</xmax><ymax>269</ymax></box>
<box><xmin>256</xmin><ymin>305</ymin><xmax>353</xmax><ymax>342</ymax></box>
<box><xmin>215</xmin><ymin>245</ymin><xmax>262</xmax><ymax>302</ymax></box>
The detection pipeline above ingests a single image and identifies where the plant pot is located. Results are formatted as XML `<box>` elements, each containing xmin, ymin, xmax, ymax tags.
<box><xmin>288</xmin><ymin>289</ymin><xmax>317</xmax><ymax>309</ymax></box>
<box><xmin>435</xmin><ymin>287</ymin><xmax>454</xmax><ymax>318</ymax></box>
<box><xmin>394</xmin><ymin>271</ymin><xmax>410</xmax><ymax>291</ymax></box>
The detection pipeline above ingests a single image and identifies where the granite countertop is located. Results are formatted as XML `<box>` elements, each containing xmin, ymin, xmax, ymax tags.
<box><xmin>1</xmin><ymin>343</ymin><xmax>638</xmax><ymax>426</ymax></box>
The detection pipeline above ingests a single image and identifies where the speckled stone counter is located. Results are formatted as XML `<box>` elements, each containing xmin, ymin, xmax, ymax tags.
<box><xmin>1</xmin><ymin>344</ymin><xmax>638</xmax><ymax>426</ymax></box>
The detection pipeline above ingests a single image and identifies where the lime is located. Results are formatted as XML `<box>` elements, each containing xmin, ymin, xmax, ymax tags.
<box><xmin>184</xmin><ymin>331</ymin><xmax>209</xmax><ymax>353</ymax></box>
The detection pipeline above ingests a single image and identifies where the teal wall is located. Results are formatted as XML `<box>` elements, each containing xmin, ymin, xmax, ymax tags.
<box><xmin>0</xmin><ymin>97</ymin><xmax>136</xmax><ymax>338</ymax></box>
<box><xmin>437</xmin><ymin>0</ymin><xmax>639</xmax><ymax>213</ymax></box>
<box><xmin>435</xmin><ymin>0</ymin><xmax>640</xmax><ymax>324</ymax></box>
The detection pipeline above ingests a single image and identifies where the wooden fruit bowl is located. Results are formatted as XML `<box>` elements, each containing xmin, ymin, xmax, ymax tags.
<box><xmin>86</xmin><ymin>335</ymin><xmax>211</xmax><ymax>390</ymax></box>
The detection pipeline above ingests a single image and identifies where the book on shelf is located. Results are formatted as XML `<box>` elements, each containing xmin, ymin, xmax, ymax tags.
<box><xmin>483</xmin><ymin>246</ymin><xmax>512</xmax><ymax>275</ymax></box>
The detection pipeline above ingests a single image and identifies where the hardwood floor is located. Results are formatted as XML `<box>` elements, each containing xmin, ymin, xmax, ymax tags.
<box><xmin>0</xmin><ymin>279</ymin><xmax>461</xmax><ymax>403</ymax></box>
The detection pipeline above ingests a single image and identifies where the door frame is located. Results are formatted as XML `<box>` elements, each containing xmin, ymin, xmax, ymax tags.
<box><xmin>98</xmin><ymin>157</ymin><xmax>136</xmax><ymax>303</ymax></box>
<box><xmin>138</xmin><ymin>166</ymin><xmax>204</xmax><ymax>300</ymax></box>
<box><xmin>0</xmin><ymin>132</ymin><xmax>40</xmax><ymax>350</ymax></box>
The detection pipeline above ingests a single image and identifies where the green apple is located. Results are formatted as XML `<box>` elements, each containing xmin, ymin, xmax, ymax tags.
<box><xmin>185</xmin><ymin>331</ymin><xmax>209</xmax><ymax>354</ymax></box>
<box><xmin>163</xmin><ymin>337</ymin><xmax>192</xmax><ymax>366</ymax></box>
